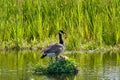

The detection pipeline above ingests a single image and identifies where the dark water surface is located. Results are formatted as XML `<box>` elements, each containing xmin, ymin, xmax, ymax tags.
<box><xmin>0</xmin><ymin>50</ymin><xmax>120</xmax><ymax>80</ymax></box>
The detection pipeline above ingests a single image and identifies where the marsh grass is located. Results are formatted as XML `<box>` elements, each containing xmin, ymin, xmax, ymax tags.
<box><xmin>0</xmin><ymin>0</ymin><xmax>120</xmax><ymax>50</ymax></box>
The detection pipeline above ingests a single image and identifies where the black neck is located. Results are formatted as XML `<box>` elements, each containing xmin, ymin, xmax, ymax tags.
<box><xmin>59</xmin><ymin>33</ymin><xmax>64</xmax><ymax>45</ymax></box>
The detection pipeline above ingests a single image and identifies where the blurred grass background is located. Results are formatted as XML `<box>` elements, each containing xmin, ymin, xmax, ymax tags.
<box><xmin>0</xmin><ymin>0</ymin><xmax>120</xmax><ymax>50</ymax></box>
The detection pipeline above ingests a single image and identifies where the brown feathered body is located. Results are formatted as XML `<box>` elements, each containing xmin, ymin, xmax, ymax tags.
<box><xmin>41</xmin><ymin>30</ymin><xmax>65</xmax><ymax>59</ymax></box>
<box><xmin>41</xmin><ymin>43</ymin><xmax>65</xmax><ymax>58</ymax></box>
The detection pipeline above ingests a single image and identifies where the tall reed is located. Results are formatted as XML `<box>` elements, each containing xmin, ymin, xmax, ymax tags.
<box><xmin>0</xmin><ymin>0</ymin><xmax>120</xmax><ymax>50</ymax></box>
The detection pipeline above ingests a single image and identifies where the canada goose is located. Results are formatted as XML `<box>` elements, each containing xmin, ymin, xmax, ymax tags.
<box><xmin>41</xmin><ymin>30</ymin><xmax>66</xmax><ymax>60</ymax></box>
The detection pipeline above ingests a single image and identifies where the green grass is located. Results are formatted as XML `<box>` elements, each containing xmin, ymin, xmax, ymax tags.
<box><xmin>0</xmin><ymin>0</ymin><xmax>120</xmax><ymax>50</ymax></box>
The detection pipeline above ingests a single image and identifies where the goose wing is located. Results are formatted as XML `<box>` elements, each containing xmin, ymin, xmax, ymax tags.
<box><xmin>42</xmin><ymin>43</ymin><xmax>64</xmax><ymax>54</ymax></box>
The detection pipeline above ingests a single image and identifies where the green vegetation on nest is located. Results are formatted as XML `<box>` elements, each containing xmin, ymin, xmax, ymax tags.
<box><xmin>34</xmin><ymin>59</ymin><xmax>78</xmax><ymax>75</ymax></box>
<box><xmin>0</xmin><ymin>0</ymin><xmax>120</xmax><ymax>50</ymax></box>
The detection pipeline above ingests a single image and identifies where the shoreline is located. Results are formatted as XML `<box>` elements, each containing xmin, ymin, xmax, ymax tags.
<box><xmin>0</xmin><ymin>45</ymin><xmax>120</xmax><ymax>53</ymax></box>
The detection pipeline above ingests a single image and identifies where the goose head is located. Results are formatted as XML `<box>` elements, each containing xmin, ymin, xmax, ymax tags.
<box><xmin>59</xmin><ymin>30</ymin><xmax>66</xmax><ymax>35</ymax></box>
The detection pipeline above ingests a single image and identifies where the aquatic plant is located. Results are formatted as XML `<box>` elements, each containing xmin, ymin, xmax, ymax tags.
<box><xmin>46</xmin><ymin>60</ymin><xmax>78</xmax><ymax>74</ymax></box>
<box><xmin>34</xmin><ymin>59</ymin><xmax>78</xmax><ymax>75</ymax></box>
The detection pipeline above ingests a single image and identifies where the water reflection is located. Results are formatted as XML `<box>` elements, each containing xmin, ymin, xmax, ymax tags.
<box><xmin>0</xmin><ymin>50</ymin><xmax>120</xmax><ymax>80</ymax></box>
<box><xmin>35</xmin><ymin>73</ymin><xmax>77</xmax><ymax>80</ymax></box>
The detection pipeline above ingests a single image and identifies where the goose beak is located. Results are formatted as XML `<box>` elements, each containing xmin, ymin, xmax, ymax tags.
<box><xmin>63</xmin><ymin>32</ymin><xmax>66</xmax><ymax>35</ymax></box>
<box><xmin>64</xmin><ymin>33</ymin><xmax>67</xmax><ymax>39</ymax></box>
<box><xmin>63</xmin><ymin>31</ymin><xmax>66</xmax><ymax>34</ymax></box>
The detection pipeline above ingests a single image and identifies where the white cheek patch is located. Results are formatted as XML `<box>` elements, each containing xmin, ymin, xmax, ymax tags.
<box><xmin>59</xmin><ymin>32</ymin><xmax>63</xmax><ymax>35</ymax></box>
<box><xmin>47</xmin><ymin>53</ymin><xmax>56</xmax><ymax>57</ymax></box>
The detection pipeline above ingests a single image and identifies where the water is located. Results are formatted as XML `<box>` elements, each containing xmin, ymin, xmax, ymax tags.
<box><xmin>0</xmin><ymin>50</ymin><xmax>120</xmax><ymax>80</ymax></box>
